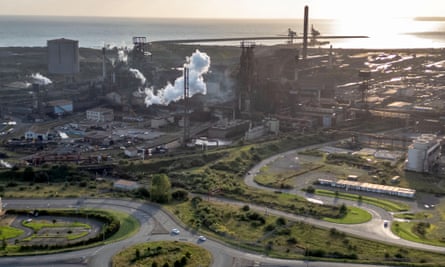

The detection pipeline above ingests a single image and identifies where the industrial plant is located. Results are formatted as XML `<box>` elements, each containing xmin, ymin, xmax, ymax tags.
<box><xmin>0</xmin><ymin>6</ymin><xmax>445</xmax><ymax>175</ymax></box>
<box><xmin>3</xmin><ymin>4</ymin><xmax>445</xmax><ymax>267</ymax></box>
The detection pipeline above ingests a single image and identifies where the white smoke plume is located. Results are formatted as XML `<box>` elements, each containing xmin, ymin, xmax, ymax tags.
<box><xmin>118</xmin><ymin>49</ymin><xmax>128</xmax><ymax>63</ymax></box>
<box><xmin>31</xmin><ymin>73</ymin><xmax>52</xmax><ymax>85</ymax></box>
<box><xmin>143</xmin><ymin>49</ymin><xmax>211</xmax><ymax>107</ymax></box>
<box><xmin>129</xmin><ymin>68</ymin><xmax>146</xmax><ymax>86</ymax></box>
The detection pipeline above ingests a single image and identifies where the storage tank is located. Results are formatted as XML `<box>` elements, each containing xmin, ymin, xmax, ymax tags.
<box><xmin>406</xmin><ymin>147</ymin><xmax>424</xmax><ymax>172</ymax></box>
<box><xmin>413</xmin><ymin>139</ymin><xmax>430</xmax><ymax>150</ymax></box>
<box><xmin>47</xmin><ymin>38</ymin><xmax>80</xmax><ymax>74</ymax></box>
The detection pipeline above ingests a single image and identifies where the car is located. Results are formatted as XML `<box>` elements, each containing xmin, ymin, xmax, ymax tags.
<box><xmin>198</xmin><ymin>235</ymin><xmax>206</xmax><ymax>242</ymax></box>
<box><xmin>171</xmin><ymin>228</ymin><xmax>180</xmax><ymax>235</ymax></box>
<box><xmin>383</xmin><ymin>220</ymin><xmax>389</xmax><ymax>228</ymax></box>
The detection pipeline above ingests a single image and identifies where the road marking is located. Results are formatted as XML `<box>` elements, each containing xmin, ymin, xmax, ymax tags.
<box><xmin>93</xmin><ymin>246</ymin><xmax>105</xmax><ymax>256</ymax></box>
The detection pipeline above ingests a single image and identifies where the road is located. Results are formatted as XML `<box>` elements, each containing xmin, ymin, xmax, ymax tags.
<box><xmin>243</xmin><ymin>140</ymin><xmax>445</xmax><ymax>253</ymax></box>
<box><xmin>0</xmin><ymin>130</ymin><xmax>441</xmax><ymax>267</ymax></box>
<box><xmin>0</xmin><ymin>198</ymin><xmax>396</xmax><ymax>267</ymax></box>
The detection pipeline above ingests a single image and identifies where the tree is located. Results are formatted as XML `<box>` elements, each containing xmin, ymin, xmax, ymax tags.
<box><xmin>150</xmin><ymin>174</ymin><xmax>171</xmax><ymax>203</ymax></box>
<box><xmin>23</xmin><ymin>167</ymin><xmax>35</xmax><ymax>182</ymax></box>
<box><xmin>1</xmin><ymin>238</ymin><xmax>6</xmax><ymax>250</ymax></box>
<box><xmin>135</xmin><ymin>248</ymin><xmax>140</xmax><ymax>259</ymax></box>
<box><xmin>339</xmin><ymin>204</ymin><xmax>348</xmax><ymax>217</ymax></box>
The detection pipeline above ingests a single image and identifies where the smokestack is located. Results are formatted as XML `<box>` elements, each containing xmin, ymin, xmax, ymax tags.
<box><xmin>102</xmin><ymin>47</ymin><xmax>106</xmax><ymax>80</ymax></box>
<box><xmin>303</xmin><ymin>5</ymin><xmax>309</xmax><ymax>61</ymax></box>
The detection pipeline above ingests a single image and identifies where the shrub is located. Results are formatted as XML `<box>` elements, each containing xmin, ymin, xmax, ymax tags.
<box><xmin>306</xmin><ymin>186</ymin><xmax>315</xmax><ymax>194</ymax></box>
<box><xmin>171</xmin><ymin>189</ymin><xmax>188</xmax><ymax>201</ymax></box>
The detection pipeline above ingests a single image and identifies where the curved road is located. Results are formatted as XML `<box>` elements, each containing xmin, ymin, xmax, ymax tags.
<box><xmin>1</xmin><ymin>132</ymin><xmax>443</xmax><ymax>267</ymax></box>
<box><xmin>1</xmin><ymin>198</ymin><xmax>396</xmax><ymax>267</ymax></box>
<box><xmin>243</xmin><ymin>142</ymin><xmax>445</xmax><ymax>253</ymax></box>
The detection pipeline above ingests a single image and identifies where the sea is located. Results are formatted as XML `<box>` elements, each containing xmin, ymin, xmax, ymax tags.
<box><xmin>1</xmin><ymin>15</ymin><xmax>445</xmax><ymax>49</ymax></box>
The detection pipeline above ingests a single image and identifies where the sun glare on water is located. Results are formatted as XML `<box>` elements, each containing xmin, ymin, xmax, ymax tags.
<box><xmin>328</xmin><ymin>16</ymin><xmax>444</xmax><ymax>49</ymax></box>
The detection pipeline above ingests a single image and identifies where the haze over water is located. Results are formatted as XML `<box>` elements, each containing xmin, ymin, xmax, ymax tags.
<box><xmin>1</xmin><ymin>16</ymin><xmax>445</xmax><ymax>49</ymax></box>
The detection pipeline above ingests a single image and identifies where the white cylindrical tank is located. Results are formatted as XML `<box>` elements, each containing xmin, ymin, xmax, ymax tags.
<box><xmin>413</xmin><ymin>139</ymin><xmax>429</xmax><ymax>150</ymax></box>
<box><xmin>406</xmin><ymin>148</ymin><xmax>424</xmax><ymax>172</ymax></box>
<box><xmin>47</xmin><ymin>38</ymin><xmax>80</xmax><ymax>74</ymax></box>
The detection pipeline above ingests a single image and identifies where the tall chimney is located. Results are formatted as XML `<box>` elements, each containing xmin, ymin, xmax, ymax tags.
<box><xmin>303</xmin><ymin>5</ymin><xmax>309</xmax><ymax>61</ymax></box>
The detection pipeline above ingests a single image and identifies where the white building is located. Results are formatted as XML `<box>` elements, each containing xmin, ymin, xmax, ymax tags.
<box><xmin>405</xmin><ymin>134</ymin><xmax>442</xmax><ymax>173</ymax></box>
<box><xmin>24</xmin><ymin>126</ymin><xmax>49</xmax><ymax>141</ymax></box>
<box><xmin>245</xmin><ymin>125</ymin><xmax>266</xmax><ymax>141</ymax></box>
<box><xmin>86</xmin><ymin>107</ymin><xmax>114</xmax><ymax>122</ymax></box>
<box><xmin>264</xmin><ymin>117</ymin><xmax>280</xmax><ymax>134</ymax></box>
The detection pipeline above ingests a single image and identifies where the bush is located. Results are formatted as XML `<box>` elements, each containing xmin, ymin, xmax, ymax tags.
<box><xmin>306</xmin><ymin>186</ymin><xmax>315</xmax><ymax>194</ymax></box>
<box><xmin>171</xmin><ymin>189</ymin><xmax>189</xmax><ymax>201</ymax></box>
<box><xmin>264</xmin><ymin>224</ymin><xmax>276</xmax><ymax>232</ymax></box>
<box><xmin>276</xmin><ymin>217</ymin><xmax>287</xmax><ymax>226</ymax></box>
<box><xmin>135</xmin><ymin>187</ymin><xmax>150</xmax><ymax>199</ymax></box>
<box><xmin>286</xmin><ymin>237</ymin><xmax>298</xmax><ymax>244</ymax></box>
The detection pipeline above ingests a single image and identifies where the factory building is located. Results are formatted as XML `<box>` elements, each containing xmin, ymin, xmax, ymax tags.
<box><xmin>24</xmin><ymin>126</ymin><xmax>49</xmax><ymax>141</ymax></box>
<box><xmin>208</xmin><ymin>119</ymin><xmax>250</xmax><ymax>138</ymax></box>
<box><xmin>244</xmin><ymin>117</ymin><xmax>280</xmax><ymax>141</ymax></box>
<box><xmin>86</xmin><ymin>107</ymin><xmax>114</xmax><ymax>123</ymax></box>
<box><xmin>47</xmin><ymin>38</ymin><xmax>80</xmax><ymax>75</ymax></box>
<box><xmin>46</xmin><ymin>99</ymin><xmax>73</xmax><ymax>116</ymax></box>
<box><xmin>405</xmin><ymin>134</ymin><xmax>442</xmax><ymax>173</ymax></box>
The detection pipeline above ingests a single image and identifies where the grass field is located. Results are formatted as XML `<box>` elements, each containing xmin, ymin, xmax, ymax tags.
<box><xmin>104</xmin><ymin>209</ymin><xmax>140</xmax><ymax>243</ymax></box>
<box><xmin>323</xmin><ymin>206</ymin><xmax>372</xmax><ymax>224</ymax></box>
<box><xmin>112</xmin><ymin>241</ymin><xmax>212</xmax><ymax>267</ymax></box>
<box><xmin>315</xmin><ymin>189</ymin><xmax>410</xmax><ymax>212</ymax></box>
<box><xmin>166</xmin><ymin>199</ymin><xmax>445</xmax><ymax>265</ymax></box>
<box><xmin>0</xmin><ymin>226</ymin><xmax>23</xmax><ymax>240</ymax></box>
<box><xmin>0</xmin><ymin>209</ymin><xmax>140</xmax><ymax>256</ymax></box>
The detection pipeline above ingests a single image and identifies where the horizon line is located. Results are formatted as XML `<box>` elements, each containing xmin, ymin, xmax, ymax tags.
<box><xmin>0</xmin><ymin>14</ymin><xmax>429</xmax><ymax>21</ymax></box>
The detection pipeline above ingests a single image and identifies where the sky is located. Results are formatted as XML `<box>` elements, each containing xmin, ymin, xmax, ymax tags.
<box><xmin>1</xmin><ymin>0</ymin><xmax>445</xmax><ymax>19</ymax></box>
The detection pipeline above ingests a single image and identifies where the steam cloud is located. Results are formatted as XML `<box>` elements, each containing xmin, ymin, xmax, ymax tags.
<box><xmin>129</xmin><ymin>68</ymin><xmax>146</xmax><ymax>85</ymax></box>
<box><xmin>118</xmin><ymin>49</ymin><xmax>128</xmax><ymax>63</ymax></box>
<box><xmin>31</xmin><ymin>73</ymin><xmax>52</xmax><ymax>85</ymax></box>
<box><xmin>142</xmin><ymin>49</ymin><xmax>211</xmax><ymax>107</ymax></box>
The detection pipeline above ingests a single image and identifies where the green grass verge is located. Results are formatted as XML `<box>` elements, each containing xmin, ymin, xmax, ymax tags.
<box><xmin>323</xmin><ymin>206</ymin><xmax>372</xmax><ymax>224</ymax></box>
<box><xmin>103</xmin><ymin>209</ymin><xmax>140</xmax><ymax>243</ymax></box>
<box><xmin>22</xmin><ymin>220</ymin><xmax>90</xmax><ymax>232</ymax></box>
<box><xmin>315</xmin><ymin>189</ymin><xmax>409</xmax><ymax>212</ymax></box>
<box><xmin>1</xmin><ymin>209</ymin><xmax>140</xmax><ymax>256</ymax></box>
<box><xmin>393</xmin><ymin>212</ymin><xmax>432</xmax><ymax>220</ymax></box>
<box><xmin>166</xmin><ymin>199</ymin><xmax>445</xmax><ymax>265</ymax></box>
<box><xmin>0</xmin><ymin>226</ymin><xmax>24</xmax><ymax>240</ymax></box>
<box><xmin>112</xmin><ymin>241</ymin><xmax>212</xmax><ymax>267</ymax></box>
<box><xmin>392</xmin><ymin>222</ymin><xmax>445</xmax><ymax>247</ymax></box>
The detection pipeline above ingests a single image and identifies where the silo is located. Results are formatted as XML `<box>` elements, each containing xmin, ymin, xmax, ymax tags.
<box><xmin>47</xmin><ymin>38</ymin><xmax>80</xmax><ymax>74</ymax></box>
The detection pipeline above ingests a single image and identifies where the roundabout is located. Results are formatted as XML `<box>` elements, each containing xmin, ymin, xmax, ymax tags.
<box><xmin>1</xmin><ymin>141</ymin><xmax>445</xmax><ymax>266</ymax></box>
<box><xmin>0</xmin><ymin>196</ymin><xmax>443</xmax><ymax>267</ymax></box>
